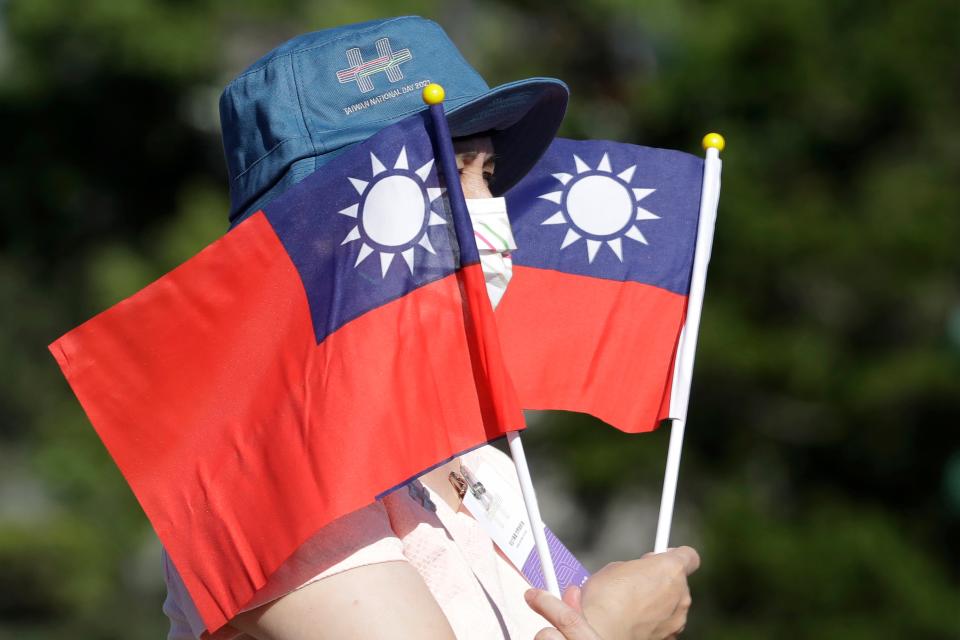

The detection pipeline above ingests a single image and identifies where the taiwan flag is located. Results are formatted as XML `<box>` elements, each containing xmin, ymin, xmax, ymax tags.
<box><xmin>49</xmin><ymin>112</ymin><xmax>522</xmax><ymax>633</ymax></box>
<box><xmin>496</xmin><ymin>139</ymin><xmax>705</xmax><ymax>433</ymax></box>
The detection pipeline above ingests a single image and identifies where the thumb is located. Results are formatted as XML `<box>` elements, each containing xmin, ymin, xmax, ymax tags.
<box><xmin>525</xmin><ymin>589</ymin><xmax>601</xmax><ymax>640</ymax></box>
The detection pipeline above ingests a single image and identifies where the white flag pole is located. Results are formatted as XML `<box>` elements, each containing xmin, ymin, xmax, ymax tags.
<box><xmin>508</xmin><ymin>431</ymin><xmax>561</xmax><ymax>597</ymax></box>
<box><xmin>654</xmin><ymin>133</ymin><xmax>725</xmax><ymax>553</ymax></box>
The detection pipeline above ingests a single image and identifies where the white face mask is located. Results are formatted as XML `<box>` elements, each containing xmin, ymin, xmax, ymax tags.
<box><xmin>464</xmin><ymin>197</ymin><xmax>516</xmax><ymax>309</ymax></box>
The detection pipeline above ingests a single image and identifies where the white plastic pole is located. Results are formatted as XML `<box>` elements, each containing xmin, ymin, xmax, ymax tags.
<box><xmin>507</xmin><ymin>431</ymin><xmax>561</xmax><ymax>596</ymax></box>
<box><xmin>654</xmin><ymin>135</ymin><xmax>724</xmax><ymax>553</ymax></box>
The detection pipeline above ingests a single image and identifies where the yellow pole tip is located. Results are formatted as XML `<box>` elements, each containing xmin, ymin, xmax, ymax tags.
<box><xmin>702</xmin><ymin>132</ymin><xmax>725</xmax><ymax>152</ymax></box>
<box><xmin>422</xmin><ymin>83</ymin><xmax>445</xmax><ymax>105</ymax></box>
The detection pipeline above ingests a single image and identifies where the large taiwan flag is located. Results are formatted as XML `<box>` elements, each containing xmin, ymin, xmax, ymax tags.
<box><xmin>49</xmin><ymin>111</ymin><xmax>522</xmax><ymax>633</ymax></box>
<box><xmin>497</xmin><ymin>139</ymin><xmax>704</xmax><ymax>433</ymax></box>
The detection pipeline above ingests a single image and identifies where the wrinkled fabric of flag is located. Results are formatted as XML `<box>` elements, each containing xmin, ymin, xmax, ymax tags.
<box><xmin>497</xmin><ymin>138</ymin><xmax>704</xmax><ymax>433</ymax></box>
<box><xmin>49</xmin><ymin>111</ymin><xmax>523</xmax><ymax>634</ymax></box>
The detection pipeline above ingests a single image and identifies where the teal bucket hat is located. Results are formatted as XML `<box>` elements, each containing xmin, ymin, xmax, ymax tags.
<box><xmin>220</xmin><ymin>15</ymin><xmax>569</xmax><ymax>224</ymax></box>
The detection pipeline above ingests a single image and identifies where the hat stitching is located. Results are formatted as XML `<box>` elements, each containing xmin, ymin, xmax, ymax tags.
<box><xmin>232</xmin><ymin>136</ymin><xmax>311</xmax><ymax>182</ymax></box>
<box><xmin>320</xmin><ymin>94</ymin><xmax>471</xmax><ymax>130</ymax></box>
<box><xmin>289</xmin><ymin>51</ymin><xmax>322</xmax><ymax>163</ymax></box>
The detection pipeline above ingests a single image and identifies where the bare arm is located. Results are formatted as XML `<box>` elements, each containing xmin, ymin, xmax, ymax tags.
<box><xmin>230</xmin><ymin>560</ymin><xmax>456</xmax><ymax>640</ymax></box>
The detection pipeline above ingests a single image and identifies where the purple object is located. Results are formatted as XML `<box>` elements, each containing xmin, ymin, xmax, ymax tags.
<box><xmin>522</xmin><ymin>526</ymin><xmax>590</xmax><ymax>591</ymax></box>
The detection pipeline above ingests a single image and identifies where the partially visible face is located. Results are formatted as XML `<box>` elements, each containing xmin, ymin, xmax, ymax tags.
<box><xmin>453</xmin><ymin>136</ymin><xmax>496</xmax><ymax>199</ymax></box>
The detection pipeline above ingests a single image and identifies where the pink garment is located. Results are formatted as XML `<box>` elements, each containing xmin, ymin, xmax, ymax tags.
<box><xmin>163</xmin><ymin>445</ymin><xmax>550</xmax><ymax>639</ymax></box>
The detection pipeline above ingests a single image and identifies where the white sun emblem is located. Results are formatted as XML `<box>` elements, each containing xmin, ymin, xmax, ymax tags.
<box><xmin>539</xmin><ymin>152</ymin><xmax>659</xmax><ymax>263</ymax></box>
<box><xmin>339</xmin><ymin>146</ymin><xmax>446</xmax><ymax>277</ymax></box>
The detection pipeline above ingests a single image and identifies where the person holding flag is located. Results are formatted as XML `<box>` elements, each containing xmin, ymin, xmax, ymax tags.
<box><xmin>50</xmin><ymin>16</ymin><xmax>700</xmax><ymax>640</ymax></box>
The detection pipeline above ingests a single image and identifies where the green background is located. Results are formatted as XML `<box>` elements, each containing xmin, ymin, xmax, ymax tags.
<box><xmin>1</xmin><ymin>1</ymin><xmax>959</xmax><ymax>638</ymax></box>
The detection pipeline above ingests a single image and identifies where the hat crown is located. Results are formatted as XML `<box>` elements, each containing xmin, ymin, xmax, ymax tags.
<box><xmin>220</xmin><ymin>16</ymin><xmax>490</xmax><ymax>221</ymax></box>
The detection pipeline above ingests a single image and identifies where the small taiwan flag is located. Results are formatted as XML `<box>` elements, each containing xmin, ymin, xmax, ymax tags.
<box><xmin>49</xmin><ymin>111</ymin><xmax>522</xmax><ymax>634</ymax></box>
<box><xmin>496</xmin><ymin>138</ymin><xmax>704</xmax><ymax>433</ymax></box>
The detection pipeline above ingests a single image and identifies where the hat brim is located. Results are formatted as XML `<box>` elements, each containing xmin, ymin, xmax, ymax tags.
<box><xmin>445</xmin><ymin>77</ymin><xmax>569</xmax><ymax>196</ymax></box>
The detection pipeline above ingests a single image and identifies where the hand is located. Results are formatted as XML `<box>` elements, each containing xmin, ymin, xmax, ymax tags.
<box><xmin>579</xmin><ymin>546</ymin><xmax>700</xmax><ymax>640</ymax></box>
<box><xmin>524</xmin><ymin>586</ymin><xmax>603</xmax><ymax>640</ymax></box>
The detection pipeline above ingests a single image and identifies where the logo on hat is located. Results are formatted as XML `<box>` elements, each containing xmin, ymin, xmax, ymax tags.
<box><xmin>336</xmin><ymin>38</ymin><xmax>413</xmax><ymax>93</ymax></box>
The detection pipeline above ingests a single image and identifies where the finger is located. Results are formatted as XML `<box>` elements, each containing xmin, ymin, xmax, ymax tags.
<box><xmin>459</xmin><ymin>171</ymin><xmax>491</xmax><ymax>198</ymax></box>
<box><xmin>668</xmin><ymin>546</ymin><xmax>701</xmax><ymax>575</ymax></box>
<box><xmin>534</xmin><ymin>629</ymin><xmax>567</xmax><ymax>640</ymax></box>
<box><xmin>561</xmin><ymin>585</ymin><xmax>582</xmax><ymax>612</ymax></box>
<box><xmin>524</xmin><ymin>589</ymin><xmax>600</xmax><ymax>640</ymax></box>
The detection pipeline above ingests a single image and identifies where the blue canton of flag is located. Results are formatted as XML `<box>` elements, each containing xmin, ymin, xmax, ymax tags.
<box><xmin>507</xmin><ymin>138</ymin><xmax>703</xmax><ymax>294</ymax></box>
<box><xmin>497</xmin><ymin>138</ymin><xmax>705</xmax><ymax>433</ymax></box>
<box><xmin>265</xmin><ymin>112</ymin><xmax>458</xmax><ymax>344</ymax></box>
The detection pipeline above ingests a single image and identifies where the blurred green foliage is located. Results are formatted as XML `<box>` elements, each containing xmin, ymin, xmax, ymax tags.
<box><xmin>1</xmin><ymin>0</ymin><xmax>958</xmax><ymax>637</ymax></box>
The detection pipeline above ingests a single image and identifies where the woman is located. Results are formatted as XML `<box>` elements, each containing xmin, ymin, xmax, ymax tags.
<box><xmin>164</xmin><ymin>17</ymin><xmax>699</xmax><ymax>640</ymax></box>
